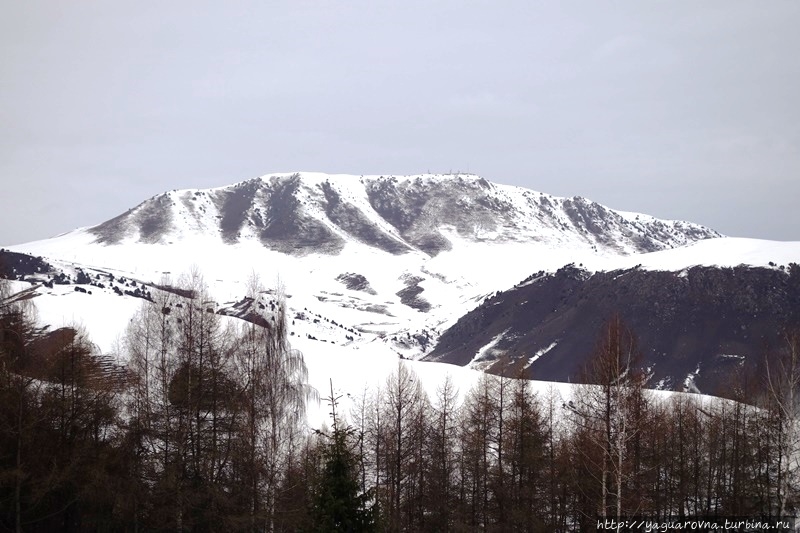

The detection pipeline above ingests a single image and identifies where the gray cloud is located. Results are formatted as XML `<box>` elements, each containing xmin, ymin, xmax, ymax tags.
<box><xmin>1</xmin><ymin>1</ymin><xmax>798</xmax><ymax>245</ymax></box>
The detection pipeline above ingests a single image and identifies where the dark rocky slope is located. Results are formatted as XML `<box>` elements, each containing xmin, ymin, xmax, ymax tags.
<box><xmin>425</xmin><ymin>263</ymin><xmax>800</xmax><ymax>396</ymax></box>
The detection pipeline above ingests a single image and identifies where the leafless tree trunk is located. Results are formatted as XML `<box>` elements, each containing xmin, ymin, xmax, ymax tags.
<box><xmin>764</xmin><ymin>328</ymin><xmax>800</xmax><ymax>516</ymax></box>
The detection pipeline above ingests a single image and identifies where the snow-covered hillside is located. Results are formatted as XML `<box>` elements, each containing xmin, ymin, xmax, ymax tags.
<box><xmin>5</xmin><ymin>171</ymin><xmax>799</xmax><ymax>407</ymax></box>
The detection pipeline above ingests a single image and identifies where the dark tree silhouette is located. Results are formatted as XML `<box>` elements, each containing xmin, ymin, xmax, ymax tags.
<box><xmin>311</xmin><ymin>380</ymin><xmax>376</xmax><ymax>532</ymax></box>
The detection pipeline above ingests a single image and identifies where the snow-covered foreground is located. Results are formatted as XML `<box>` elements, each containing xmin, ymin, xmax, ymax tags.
<box><xmin>296</xmin><ymin>335</ymin><xmax>579</xmax><ymax>430</ymax></box>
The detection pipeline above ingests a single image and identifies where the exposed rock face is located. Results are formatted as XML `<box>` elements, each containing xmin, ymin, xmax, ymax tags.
<box><xmin>92</xmin><ymin>192</ymin><xmax>175</xmax><ymax>245</ymax></box>
<box><xmin>216</xmin><ymin>179</ymin><xmax>262</xmax><ymax>244</ymax></box>
<box><xmin>395</xmin><ymin>275</ymin><xmax>431</xmax><ymax>313</ymax></box>
<box><xmin>322</xmin><ymin>182</ymin><xmax>411</xmax><ymax>255</ymax></box>
<box><xmin>87</xmin><ymin>173</ymin><xmax>721</xmax><ymax>256</ymax></box>
<box><xmin>253</xmin><ymin>175</ymin><xmax>345</xmax><ymax>255</ymax></box>
<box><xmin>425</xmin><ymin>263</ymin><xmax>800</xmax><ymax>396</ymax></box>
<box><xmin>336</xmin><ymin>273</ymin><xmax>377</xmax><ymax>295</ymax></box>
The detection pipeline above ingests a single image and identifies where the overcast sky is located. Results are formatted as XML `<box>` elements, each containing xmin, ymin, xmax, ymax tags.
<box><xmin>1</xmin><ymin>1</ymin><xmax>798</xmax><ymax>246</ymax></box>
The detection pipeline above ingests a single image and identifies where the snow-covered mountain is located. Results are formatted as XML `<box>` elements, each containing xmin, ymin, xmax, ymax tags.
<box><xmin>4</xmin><ymin>171</ymin><xmax>799</xmax><ymax>405</ymax></box>
<box><xmin>84</xmin><ymin>172</ymin><xmax>721</xmax><ymax>255</ymax></box>
<box><xmin>7</xmin><ymin>172</ymin><xmax>724</xmax><ymax>357</ymax></box>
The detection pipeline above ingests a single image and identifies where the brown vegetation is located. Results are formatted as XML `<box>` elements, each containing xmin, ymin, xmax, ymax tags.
<box><xmin>2</xmin><ymin>271</ymin><xmax>800</xmax><ymax>531</ymax></box>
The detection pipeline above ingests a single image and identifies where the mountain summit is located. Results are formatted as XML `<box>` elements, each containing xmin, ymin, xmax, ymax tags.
<box><xmin>86</xmin><ymin>172</ymin><xmax>721</xmax><ymax>256</ymax></box>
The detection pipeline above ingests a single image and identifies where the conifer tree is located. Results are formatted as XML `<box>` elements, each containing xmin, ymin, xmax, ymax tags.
<box><xmin>312</xmin><ymin>380</ymin><xmax>376</xmax><ymax>532</ymax></box>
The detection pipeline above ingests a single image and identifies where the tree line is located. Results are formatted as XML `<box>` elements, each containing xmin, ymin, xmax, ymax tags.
<box><xmin>1</xmin><ymin>274</ymin><xmax>800</xmax><ymax>531</ymax></box>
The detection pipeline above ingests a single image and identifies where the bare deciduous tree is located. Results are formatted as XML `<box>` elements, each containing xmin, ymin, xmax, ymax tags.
<box><xmin>572</xmin><ymin>314</ymin><xmax>646</xmax><ymax>520</ymax></box>
<box><xmin>233</xmin><ymin>272</ymin><xmax>313</xmax><ymax>530</ymax></box>
<box><xmin>764</xmin><ymin>328</ymin><xmax>800</xmax><ymax>516</ymax></box>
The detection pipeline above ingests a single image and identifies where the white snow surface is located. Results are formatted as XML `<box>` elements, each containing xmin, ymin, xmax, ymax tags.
<box><xmin>468</xmin><ymin>328</ymin><xmax>511</xmax><ymax>370</ymax></box>
<box><xmin>597</xmin><ymin>237</ymin><xmax>800</xmax><ymax>272</ymax></box>
<box><xmin>526</xmin><ymin>342</ymin><xmax>558</xmax><ymax>368</ymax></box>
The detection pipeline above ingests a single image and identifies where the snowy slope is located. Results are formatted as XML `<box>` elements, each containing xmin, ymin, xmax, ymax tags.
<box><xmin>597</xmin><ymin>237</ymin><xmax>800</xmax><ymax>272</ymax></box>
